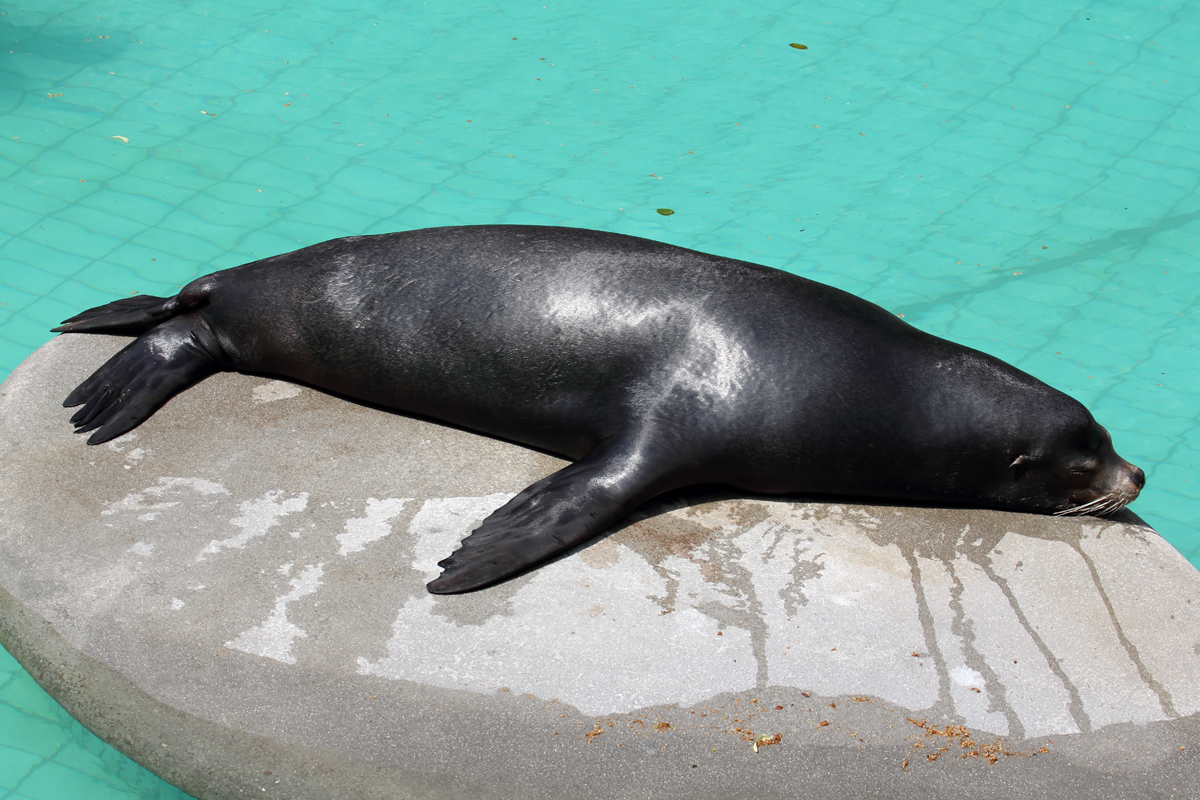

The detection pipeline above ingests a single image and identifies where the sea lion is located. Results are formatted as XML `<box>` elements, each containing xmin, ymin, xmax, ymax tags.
<box><xmin>55</xmin><ymin>225</ymin><xmax>1145</xmax><ymax>593</ymax></box>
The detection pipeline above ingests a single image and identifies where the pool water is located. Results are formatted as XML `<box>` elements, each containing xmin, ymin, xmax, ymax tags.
<box><xmin>2</xmin><ymin>0</ymin><xmax>1197</xmax><ymax>796</ymax></box>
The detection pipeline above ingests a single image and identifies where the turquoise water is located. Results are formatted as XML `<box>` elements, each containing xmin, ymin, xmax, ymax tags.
<box><xmin>1</xmin><ymin>0</ymin><xmax>1197</xmax><ymax>795</ymax></box>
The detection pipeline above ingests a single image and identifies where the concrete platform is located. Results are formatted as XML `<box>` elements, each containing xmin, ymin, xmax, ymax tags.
<box><xmin>1</xmin><ymin>334</ymin><xmax>1198</xmax><ymax>800</ymax></box>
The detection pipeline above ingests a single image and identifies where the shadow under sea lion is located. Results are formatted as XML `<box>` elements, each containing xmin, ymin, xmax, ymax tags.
<box><xmin>54</xmin><ymin>225</ymin><xmax>1145</xmax><ymax>593</ymax></box>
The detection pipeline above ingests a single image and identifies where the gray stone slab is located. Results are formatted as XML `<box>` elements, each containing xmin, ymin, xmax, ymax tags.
<box><xmin>2</xmin><ymin>334</ymin><xmax>1199</xmax><ymax>800</ymax></box>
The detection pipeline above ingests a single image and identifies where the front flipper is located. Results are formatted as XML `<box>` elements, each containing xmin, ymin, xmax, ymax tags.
<box><xmin>427</xmin><ymin>439</ymin><xmax>675</xmax><ymax>594</ymax></box>
<box><xmin>64</xmin><ymin>313</ymin><xmax>229</xmax><ymax>444</ymax></box>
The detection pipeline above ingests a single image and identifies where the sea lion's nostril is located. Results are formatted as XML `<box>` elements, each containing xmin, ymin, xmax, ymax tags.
<box><xmin>1131</xmin><ymin>465</ymin><xmax>1146</xmax><ymax>490</ymax></box>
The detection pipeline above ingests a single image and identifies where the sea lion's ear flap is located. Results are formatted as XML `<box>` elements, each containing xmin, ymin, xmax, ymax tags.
<box><xmin>1009</xmin><ymin>454</ymin><xmax>1030</xmax><ymax>478</ymax></box>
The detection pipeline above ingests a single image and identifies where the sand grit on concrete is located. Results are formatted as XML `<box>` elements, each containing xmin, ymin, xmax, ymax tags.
<box><xmin>1</xmin><ymin>334</ymin><xmax>1198</xmax><ymax>800</ymax></box>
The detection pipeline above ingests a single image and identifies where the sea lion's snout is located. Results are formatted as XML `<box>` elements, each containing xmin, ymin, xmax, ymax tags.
<box><xmin>1111</xmin><ymin>459</ymin><xmax>1145</xmax><ymax>507</ymax></box>
<box><xmin>1111</xmin><ymin>460</ymin><xmax>1144</xmax><ymax>506</ymax></box>
<box><xmin>1129</xmin><ymin>463</ymin><xmax>1146</xmax><ymax>490</ymax></box>
<box><xmin>1054</xmin><ymin>453</ymin><xmax>1145</xmax><ymax>517</ymax></box>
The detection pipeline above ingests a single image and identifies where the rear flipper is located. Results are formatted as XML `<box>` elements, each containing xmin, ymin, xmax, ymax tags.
<box><xmin>53</xmin><ymin>294</ymin><xmax>181</xmax><ymax>335</ymax></box>
<box><xmin>427</xmin><ymin>438</ymin><xmax>676</xmax><ymax>594</ymax></box>
<box><xmin>64</xmin><ymin>314</ymin><xmax>229</xmax><ymax>445</ymax></box>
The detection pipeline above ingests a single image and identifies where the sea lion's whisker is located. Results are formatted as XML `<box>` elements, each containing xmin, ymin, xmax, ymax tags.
<box><xmin>1101</xmin><ymin>496</ymin><xmax>1130</xmax><ymax>516</ymax></box>
<box><xmin>1057</xmin><ymin>497</ymin><xmax>1108</xmax><ymax>517</ymax></box>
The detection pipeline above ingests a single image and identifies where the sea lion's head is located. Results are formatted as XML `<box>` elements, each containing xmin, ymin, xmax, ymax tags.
<box><xmin>923</xmin><ymin>351</ymin><xmax>1146</xmax><ymax>518</ymax></box>
<box><xmin>1001</xmin><ymin>416</ymin><xmax>1145</xmax><ymax>517</ymax></box>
